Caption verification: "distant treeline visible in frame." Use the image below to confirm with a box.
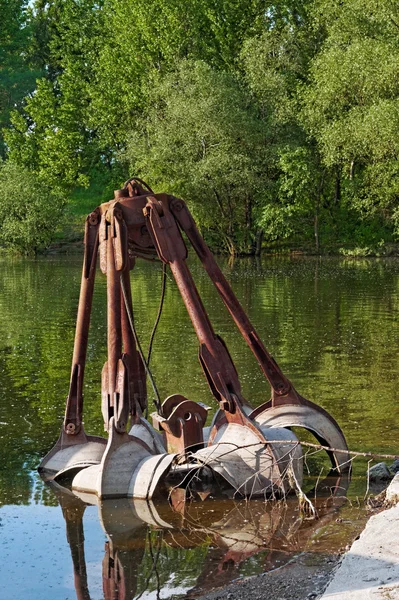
[1,0,399,255]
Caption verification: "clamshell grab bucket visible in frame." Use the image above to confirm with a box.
[39,179,350,500]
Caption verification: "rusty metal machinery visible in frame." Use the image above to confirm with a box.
[39,179,350,500]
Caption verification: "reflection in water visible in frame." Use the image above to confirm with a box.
[51,472,350,600]
[1,256,399,598]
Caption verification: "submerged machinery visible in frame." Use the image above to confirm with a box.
[39,179,350,500]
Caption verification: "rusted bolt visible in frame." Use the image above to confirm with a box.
[89,212,99,225]
[276,383,287,394]
[66,423,76,434]
[171,199,184,212]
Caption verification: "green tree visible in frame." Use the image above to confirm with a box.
[89,0,270,147]
[0,161,66,253]
[301,0,399,245]
[126,60,273,255]
[241,5,326,249]
[0,0,41,158]
[6,0,398,253]
[5,0,105,189]
[6,0,272,190]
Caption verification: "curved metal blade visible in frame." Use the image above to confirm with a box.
[253,403,351,473]
[38,427,107,482]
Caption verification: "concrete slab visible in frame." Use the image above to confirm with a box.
[386,474,399,506]
[320,502,399,599]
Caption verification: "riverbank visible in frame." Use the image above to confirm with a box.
[49,190,399,259]
[319,476,399,600]
[47,227,399,259]
[198,477,399,600]
[197,552,340,600]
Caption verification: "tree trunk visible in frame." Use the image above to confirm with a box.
[255,229,264,256]
[314,211,319,251]
[245,195,253,252]
[315,170,325,252]
[335,169,341,204]
[349,160,355,180]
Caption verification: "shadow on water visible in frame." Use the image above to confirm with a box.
[47,471,356,600]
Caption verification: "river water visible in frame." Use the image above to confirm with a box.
[0,255,398,599]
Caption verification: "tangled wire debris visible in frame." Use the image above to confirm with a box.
[167,439,398,519]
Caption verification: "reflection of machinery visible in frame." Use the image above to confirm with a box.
[39,179,349,499]
[52,472,350,600]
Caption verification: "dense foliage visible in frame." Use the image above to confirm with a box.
[1,0,399,254]
[0,161,66,253]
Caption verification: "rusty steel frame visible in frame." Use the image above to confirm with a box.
[39,179,350,484]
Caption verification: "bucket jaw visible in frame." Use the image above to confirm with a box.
[39,210,108,481]
[192,400,304,499]
[250,397,350,473]
[72,417,175,498]
[194,424,303,498]
[38,427,107,482]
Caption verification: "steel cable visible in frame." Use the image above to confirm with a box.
[147,262,167,367]
[120,273,163,415]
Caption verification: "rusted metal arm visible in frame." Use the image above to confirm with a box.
[100,204,147,432]
[169,197,295,404]
[101,206,128,433]
[64,209,100,436]
[144,196,244,413]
